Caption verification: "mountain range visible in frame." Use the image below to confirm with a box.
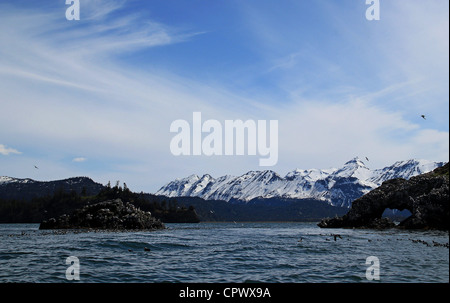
[156,157,446,208]
[0,158,445,222]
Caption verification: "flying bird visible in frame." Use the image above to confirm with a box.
[34,165,39,169]
[421,115,426,120]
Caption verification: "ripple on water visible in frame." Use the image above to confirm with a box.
[0,223,448,283]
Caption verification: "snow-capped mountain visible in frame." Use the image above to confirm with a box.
[156,158,446,208]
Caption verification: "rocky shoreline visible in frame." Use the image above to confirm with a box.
[318,163,449,230]
[39,199,165,230]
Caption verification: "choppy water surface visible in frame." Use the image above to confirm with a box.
[0,222,448,283]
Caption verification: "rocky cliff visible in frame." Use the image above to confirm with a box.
[39,199,165,230]
[318,163,449,230]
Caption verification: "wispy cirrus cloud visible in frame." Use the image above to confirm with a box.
[0,1,243,189]
[0,144,22,156]
[0,0,447,192]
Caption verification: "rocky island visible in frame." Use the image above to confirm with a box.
[39,198,165,230]
[318,163,449,230]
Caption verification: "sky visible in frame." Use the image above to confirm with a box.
[0,0,448,193]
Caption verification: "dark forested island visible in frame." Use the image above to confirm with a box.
[0,179,200,224]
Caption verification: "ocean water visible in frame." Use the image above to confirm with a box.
[0,222,448,283]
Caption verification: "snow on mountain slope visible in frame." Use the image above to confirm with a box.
[331,158,373,183]
[0,176,15,184]
[156,157,446,207]
[368,159,443,185]
[0,176,34,185]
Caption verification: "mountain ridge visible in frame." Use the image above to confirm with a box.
[156,158,446,208]
[0,176,105,201]
[0,177,200,224]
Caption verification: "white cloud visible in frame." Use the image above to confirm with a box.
[72,157,87,163]
[271,98,427,171]
[0,1,447,193]
[0,2,250,190]
[0,144,22,156]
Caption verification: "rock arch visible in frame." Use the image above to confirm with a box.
[318,163,449,230]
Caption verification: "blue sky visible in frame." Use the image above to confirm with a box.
[0,0,448,192]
